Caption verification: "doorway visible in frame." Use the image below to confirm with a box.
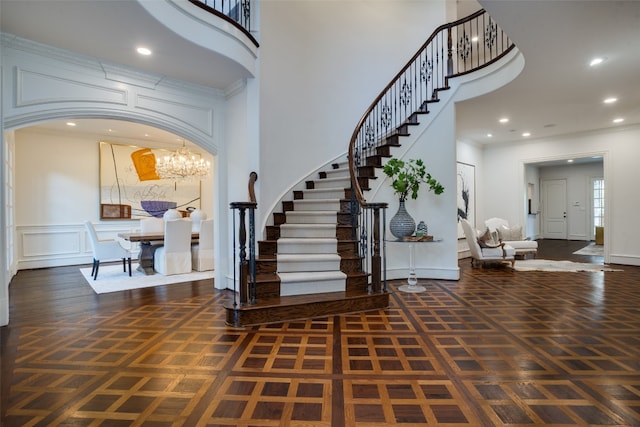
[534,157,605,245]
[541,178,567,239]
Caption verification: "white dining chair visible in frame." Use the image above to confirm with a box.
[84,220,132,280]
[154,219,192,275]
[140,217,164,233]
[192,218,214,271]
[189,208,207,232]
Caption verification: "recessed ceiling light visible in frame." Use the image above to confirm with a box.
[589,57,605,67]
[66,122,76,127]
[613,118,624,123]
[487,133,493,137]
[522,132,531,137]
[603,97,617,104]
[499,117,509,123]
[137,47,152,56]
[567,159,574,163]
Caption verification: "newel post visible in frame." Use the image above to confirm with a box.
[230,201,257,306]
[367,203,388,293]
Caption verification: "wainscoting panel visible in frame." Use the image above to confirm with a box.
[16,67,128,107]
[22,229,80,257]
[17,222,140,270]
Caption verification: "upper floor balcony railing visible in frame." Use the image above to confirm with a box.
[189,0,258,47]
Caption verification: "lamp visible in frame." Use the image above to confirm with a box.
[156,141,210,180]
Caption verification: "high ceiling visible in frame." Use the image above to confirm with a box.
[459,0,640,146]
[2,0,639,151]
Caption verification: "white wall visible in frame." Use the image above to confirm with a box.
[258,0,448,231]
[456,139,484,255]
[482,125,640,265]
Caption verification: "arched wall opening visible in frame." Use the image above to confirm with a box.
[2,113,227,327]
[6,113,218,258]
[1,29,242,326]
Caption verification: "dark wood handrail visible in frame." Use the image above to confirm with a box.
[188,0,259,48]
[348,9,514,206]
[248,171,258,203]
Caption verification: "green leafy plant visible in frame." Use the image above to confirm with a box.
[382,158,444,202]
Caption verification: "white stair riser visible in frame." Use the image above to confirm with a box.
[293,200,340,211]
[285,212,336,224]
[301,189,346,200]
[280,279,346,296]
[278,240,337,254]
[313,178,351,189]
[280,225,336,238]
[278,258,341,273]
[324,169,349,179]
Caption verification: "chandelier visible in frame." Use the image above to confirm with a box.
[156,141,210,180]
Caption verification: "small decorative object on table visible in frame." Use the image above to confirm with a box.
[416,221,428,237]
[402,234,434,242]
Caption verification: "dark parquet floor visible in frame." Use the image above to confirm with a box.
[2,240,640,426]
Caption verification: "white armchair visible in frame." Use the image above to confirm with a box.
[84,221,132,280]
[460,219,515,268]
[485,217,538,258]
[154,219,193,275]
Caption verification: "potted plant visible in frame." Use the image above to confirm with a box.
[382,158,444,238]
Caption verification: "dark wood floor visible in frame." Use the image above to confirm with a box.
[2,240,639,426]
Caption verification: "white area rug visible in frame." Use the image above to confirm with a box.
[80,264,214,294]
[513,259,621,272]
[573,243,604,256]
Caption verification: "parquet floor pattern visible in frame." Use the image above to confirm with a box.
[2,241,640,426]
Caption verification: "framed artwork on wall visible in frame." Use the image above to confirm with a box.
[457,161,475,238]
[99,141,201,219]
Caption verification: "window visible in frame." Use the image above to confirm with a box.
[593,178,604,228]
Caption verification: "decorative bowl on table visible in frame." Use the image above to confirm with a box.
[140,200,177,218]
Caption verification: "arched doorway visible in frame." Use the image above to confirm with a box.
[2,115,223,326]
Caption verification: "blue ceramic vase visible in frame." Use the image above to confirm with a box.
[389,200,416,238]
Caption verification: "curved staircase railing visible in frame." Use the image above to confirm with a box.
[189,0,259,47]
[348,9,514,205]
[348,9,515,293]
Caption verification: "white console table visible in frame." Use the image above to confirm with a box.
[387,238,442,293]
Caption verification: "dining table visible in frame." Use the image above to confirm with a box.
[118,231,199,275]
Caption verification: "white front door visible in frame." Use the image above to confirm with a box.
[542,179,567,239]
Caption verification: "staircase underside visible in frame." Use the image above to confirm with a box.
[224,289,390,327]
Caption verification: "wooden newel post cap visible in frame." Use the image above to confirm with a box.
[230,202,257,209]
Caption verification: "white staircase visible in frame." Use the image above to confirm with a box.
[276,163,351,296]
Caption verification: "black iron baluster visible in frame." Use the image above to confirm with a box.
[230,202,257,307]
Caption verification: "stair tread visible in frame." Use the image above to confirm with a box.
[281,223,336,228]
[294,198,341,203]
[277,253,341,260]
[278,237,337,243]
[286,210,338,215]
[278,271,346,282]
